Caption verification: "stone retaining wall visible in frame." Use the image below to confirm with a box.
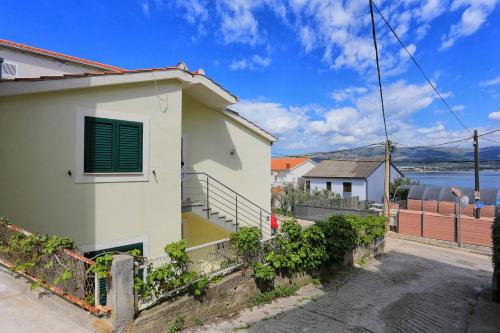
[131,238,385,332]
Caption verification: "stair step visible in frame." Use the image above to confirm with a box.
[210,212,219,216]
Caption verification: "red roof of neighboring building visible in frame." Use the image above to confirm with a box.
[0,39,125,72]
[272,157,310,171]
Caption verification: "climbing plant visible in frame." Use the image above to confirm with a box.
[139,240,209,299]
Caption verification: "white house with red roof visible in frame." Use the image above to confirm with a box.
[271,157,317,188]
[0,39,277,261]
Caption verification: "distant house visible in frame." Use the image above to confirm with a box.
[271,158,317,188]
[302,157,403,202]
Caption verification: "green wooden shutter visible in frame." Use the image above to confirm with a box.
[84,117,143,173]
[117,121,143,172]
[84,117,114,173]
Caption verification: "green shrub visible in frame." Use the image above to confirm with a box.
[168,317,184,333]
[141,240,209,299]
[251,285,299,306]
[264,219,327,274]
[316,214,386,264]
[253,262,276,283]
[230,226,262,264]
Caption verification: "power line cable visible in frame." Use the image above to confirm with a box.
[272,142,385,158]
[371,1,471,135]
[369,0,389,142]
[394,128,500,148]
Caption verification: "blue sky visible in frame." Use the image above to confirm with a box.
[1,0,499,153]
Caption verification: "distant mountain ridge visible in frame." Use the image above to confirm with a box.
[309,146,500,170]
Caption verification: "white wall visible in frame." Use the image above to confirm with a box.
[0,81,182,256]
[306,178,367,200]
[0,47,104,78]
[182,95,272,216]
[272,160,316,186]
[366,164,401,202]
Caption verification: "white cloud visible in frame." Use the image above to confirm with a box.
[231,81,462,151]
[299,26,315,53]
[216,0,263,45]
[141,1,150,17]
[230,54,272,70]
[175,0,209,25]
[452,104,465,111]
[440,0,499,50]
[489,111,500,120]
[329,86,368,102]
[480,76,500,87]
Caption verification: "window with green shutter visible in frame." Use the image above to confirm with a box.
[84,117,143,173]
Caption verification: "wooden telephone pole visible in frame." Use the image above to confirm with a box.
[384,140,393,228]
[473,129,481,218]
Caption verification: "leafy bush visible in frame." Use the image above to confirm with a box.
[316,214,386,264]
[252,262,276,283]
[251,285,299,306]
[230,226,262,264]
[140,240,209,299]
[168,317,184,333]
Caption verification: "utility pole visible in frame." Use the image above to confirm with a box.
[384,140,393,229]
[473,129,481,218]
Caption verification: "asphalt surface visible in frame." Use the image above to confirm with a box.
[194,237,498,333]
[249,238,494,333]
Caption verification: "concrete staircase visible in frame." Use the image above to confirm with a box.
[182,201,237,232]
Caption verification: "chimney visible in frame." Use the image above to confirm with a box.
[286,163,291,169]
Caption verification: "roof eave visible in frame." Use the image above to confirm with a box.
[0,69,237,108]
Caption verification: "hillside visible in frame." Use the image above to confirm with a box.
[309,146,500,171]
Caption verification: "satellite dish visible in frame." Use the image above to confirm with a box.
[460,196,469,209]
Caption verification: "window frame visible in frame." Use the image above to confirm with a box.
[75,109,150,183]
[326,181,332,191]
[84,116,143,173]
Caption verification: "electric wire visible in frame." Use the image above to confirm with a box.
[371,1,471,135]
[369,0,389,142]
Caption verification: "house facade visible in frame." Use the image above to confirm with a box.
[0,40,276,257]
[271,158,316,188]
[302,158,403,202]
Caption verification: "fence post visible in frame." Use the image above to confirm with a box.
[108,254,135,333]
[259,210,262,234]
[94,273,100,306]
[235,196,239,231]
[206,177,210,219]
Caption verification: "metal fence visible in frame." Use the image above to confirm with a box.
[136,236,276,310]
[0,222,109,315]
[294,204,374,221]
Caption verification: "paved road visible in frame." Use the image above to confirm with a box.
[195,237,498,333]
[0,267,93,333]
[249,238,494,333]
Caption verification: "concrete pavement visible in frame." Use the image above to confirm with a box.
[190,237,499,332]
[0,266,95,333]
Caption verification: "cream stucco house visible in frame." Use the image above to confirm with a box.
[0,40,277,257]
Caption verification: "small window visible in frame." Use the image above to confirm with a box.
[343,182,352,198]
[305,180,310,193]
[84,117,143,173]
[326,181,332,191]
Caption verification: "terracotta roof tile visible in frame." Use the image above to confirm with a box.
[272,158,310,171]
[0,39,124,72]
